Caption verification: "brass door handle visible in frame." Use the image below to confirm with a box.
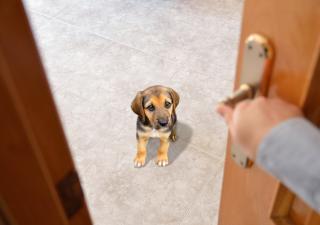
[222,34,274,168]
[221,83,255,108]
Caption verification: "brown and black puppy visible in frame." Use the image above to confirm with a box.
[131,85,179,168]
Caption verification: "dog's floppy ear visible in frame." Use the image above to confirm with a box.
[168,88,180,108]
[131,91,146,121]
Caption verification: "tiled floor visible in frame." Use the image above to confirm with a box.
[23,0,243,224]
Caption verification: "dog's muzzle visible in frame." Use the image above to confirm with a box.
[157,118,169,127]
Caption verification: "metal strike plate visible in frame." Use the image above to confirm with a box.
[231,34,273,168]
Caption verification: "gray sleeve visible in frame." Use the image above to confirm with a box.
[257,118,320,213]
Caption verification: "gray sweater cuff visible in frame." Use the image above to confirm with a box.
[257,118,320,213]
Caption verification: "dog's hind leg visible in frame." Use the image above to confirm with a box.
[169,124,177,142]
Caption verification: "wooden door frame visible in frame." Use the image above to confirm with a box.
[218,0,320,225]
[0,1,92,224]
[270,36,320,225]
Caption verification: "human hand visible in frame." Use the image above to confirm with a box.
[216,97,303,160]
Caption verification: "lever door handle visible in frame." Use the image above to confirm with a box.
[221,83,255,108]
[222,34,274,168]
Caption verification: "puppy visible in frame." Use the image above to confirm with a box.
[131,85,179,167]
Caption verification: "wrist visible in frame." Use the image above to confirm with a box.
[248,126,274,161]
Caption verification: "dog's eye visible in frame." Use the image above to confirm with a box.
[147,105,155,112]
[165,101,172,108]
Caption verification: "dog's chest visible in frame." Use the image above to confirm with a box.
[150,129,160,138]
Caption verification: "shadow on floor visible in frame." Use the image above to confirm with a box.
[145,121,193,166]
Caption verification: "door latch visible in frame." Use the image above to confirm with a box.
[221,34,274,168]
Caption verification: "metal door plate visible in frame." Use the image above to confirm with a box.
[231,34,273,168]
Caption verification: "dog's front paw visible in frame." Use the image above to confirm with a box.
[134,156,146,168]
[156,155,169,167]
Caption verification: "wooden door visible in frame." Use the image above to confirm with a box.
[218,0,320,225]
[0,1,93,224]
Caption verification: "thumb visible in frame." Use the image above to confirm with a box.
[216,103,233,126]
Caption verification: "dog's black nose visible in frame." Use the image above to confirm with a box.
[158,118,168,127]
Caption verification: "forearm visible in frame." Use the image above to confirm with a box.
[257,118,320,213]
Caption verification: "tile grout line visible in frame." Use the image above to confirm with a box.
[27,4,242,80]
[47,14,185,69]
[36,13,186,81]
[29,12,236,82]
[28,9,55,20]
[28,11,182,95]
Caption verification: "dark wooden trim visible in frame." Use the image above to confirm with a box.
[0,1,92,224]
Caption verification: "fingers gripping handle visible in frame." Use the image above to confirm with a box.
[221,34,274,168]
